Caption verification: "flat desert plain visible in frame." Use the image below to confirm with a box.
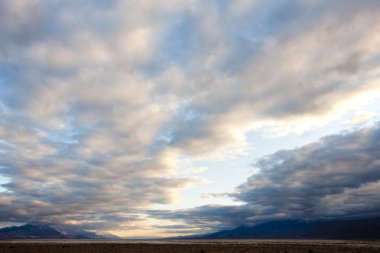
[0,240,379,253]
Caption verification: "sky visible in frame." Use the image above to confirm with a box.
[0,0,380,238]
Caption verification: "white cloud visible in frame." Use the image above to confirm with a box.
[350,111,376,125]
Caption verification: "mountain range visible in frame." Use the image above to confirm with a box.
[0,224,118,239]
[191,217,380,240]
[3,217,380,240]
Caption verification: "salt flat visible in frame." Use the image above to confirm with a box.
[0,240,379,253]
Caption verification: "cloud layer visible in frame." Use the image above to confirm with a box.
[151,123,380,232]
[0,0,380,234]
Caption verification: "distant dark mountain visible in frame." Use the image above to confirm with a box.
[203,220,322,239]
[195,217,380,240]
[0,224,118,239]
[0,224,68,239]
[301,218,380,240]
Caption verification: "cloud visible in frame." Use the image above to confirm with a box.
[350,111,376,125]
[236,122,380,219]
[157,0,380,156]
[151,123,380,232]
[149,204,258,232]
[0,0,195,232]
[1,0,380,234]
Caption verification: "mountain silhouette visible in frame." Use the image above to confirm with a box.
[0,223,116,239]
[192,217,380,240]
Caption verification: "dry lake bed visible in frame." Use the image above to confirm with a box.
[0,240,379,253]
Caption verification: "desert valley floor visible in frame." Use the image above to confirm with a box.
[0,240,379,253]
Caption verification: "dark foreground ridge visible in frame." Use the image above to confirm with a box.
[0,240,379,253]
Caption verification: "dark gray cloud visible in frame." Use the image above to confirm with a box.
[237,123,380,218]
[151,123,380,231]
[149,204,256,232]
